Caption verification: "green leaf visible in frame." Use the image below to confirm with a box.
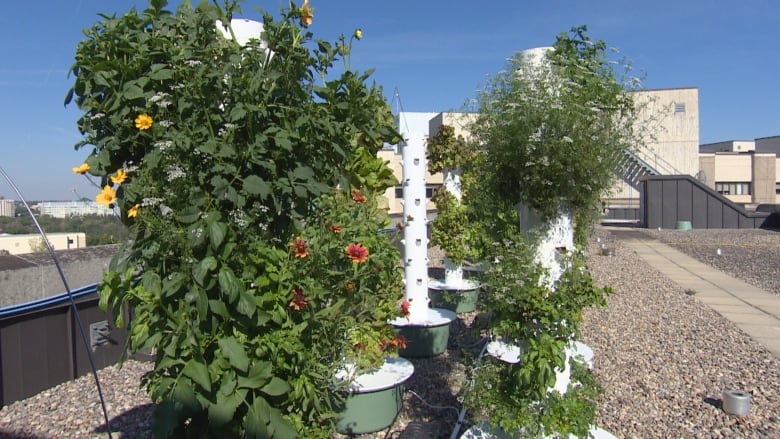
[260,377,290,397]
[173,378,202,412]
[149,65,173,80]
[237,289,257,318]
[208,299,231,318]
[243,175,271,199]
[209,388,248,426]
[152,401,180,438]
[291,165,314,181]
[274,131,292,151]
[208,218,228,249]
[218,336,250,372]
[237,361,273,389]
[268,406,298,439]
[122,82,145,100]
[218,266,241,303]
[245,397,272,439]
[176,206,201,224]
[193,256,217,286]
[181,359,211,392]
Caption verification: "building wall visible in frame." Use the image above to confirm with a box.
[753,153,777,204]
[0,233,86,255]
[698,154,716,189]
[609,87,700,204]
[698,152,779,205]
[0,199,13,218]
[39,201,114,218]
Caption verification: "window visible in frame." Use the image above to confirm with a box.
[394,184,442,199]
[715,182,751,196]
[673,102,686,113]
[775,183,780,195]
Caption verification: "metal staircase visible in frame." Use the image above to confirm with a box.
[617,146,683,189]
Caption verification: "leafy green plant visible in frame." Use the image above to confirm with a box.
[462,26,627,435]
[69,1,402,437]
[426,124,476,175]
[427,124,478,267]
[469,25,640,230]
[430,188,472,264]
[467,230,609,436]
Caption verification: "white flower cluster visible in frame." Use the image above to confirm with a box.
[150,92,171,108]
[166,164,186,180]
[155,140,173,151]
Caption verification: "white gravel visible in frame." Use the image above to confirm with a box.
[1,227,778,438]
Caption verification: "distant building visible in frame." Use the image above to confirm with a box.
[699,146,779,207]
[0,198,13,218]
[756,135,780,155]
[39,201,114,218]
[700,140,756,153]
[0,232,86,255]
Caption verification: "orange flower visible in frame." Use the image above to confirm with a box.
[289,286,307,310]
[398,299,411,321]
[110,168,127,184]
[95,185,116,207]
[290,236,309,258]
[329,224,342,233]
[72,163,90,174]
[134,113,153,130]
[345,243,368,263]
[345,280,355,292]
[300,0,313,27]
[351,189,367,203]
[127,203,140,218]
[391,335,408,350]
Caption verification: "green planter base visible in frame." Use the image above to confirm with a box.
[428,278,480,314]
[389,308,456,358]
[335,357,414,435]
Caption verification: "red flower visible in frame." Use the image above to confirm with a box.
[351,189,367,203]
[290,236,309,258]
[330,224,342,233]
[345,243,369,263]
[398,299,411,321]
[289,286,308,310]
[380,336,408,351]
[391,335,408,350]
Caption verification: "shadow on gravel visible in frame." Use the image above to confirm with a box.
[94,403,155,437]
[0,430,48,439]
[703,396,723,410]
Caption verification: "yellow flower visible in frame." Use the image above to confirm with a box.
[135,113,153,130]
[354,28,363,40]
[111,168,127,185]
[127,203,140,218]
[95,185,116,206]
[72,163,90,174]
[300,0,313,27]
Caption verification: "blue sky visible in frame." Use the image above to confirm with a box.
[1,0,778,201]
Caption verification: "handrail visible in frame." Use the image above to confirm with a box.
[631,144,683,176]
[0,283,99,318]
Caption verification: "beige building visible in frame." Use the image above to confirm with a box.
[699,149,780,207]
[382,88,703,216]
[608,87,701,207]
[0,233,86,255]
[0,198,14,218]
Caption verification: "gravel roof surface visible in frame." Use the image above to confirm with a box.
[1,227,778,438]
